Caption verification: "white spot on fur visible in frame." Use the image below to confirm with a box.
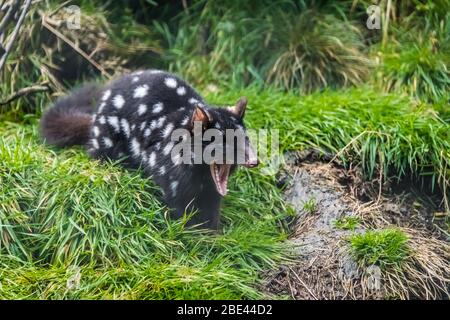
[149,70,163,74]
[214,122,221,129]
[170,181,178,196]
[188,97,199,104]
[91,138,99,149]
[157,116,166,128]
[155,142,161,150]
[113,95,125,109]
[140,121,147,131]
[107,116,120,132]
[178,107,185,112]
[164,77,177,88]
[98,102,106,113]
[130,138,141,157]
[93,126,100,137]
[181,116,190,126]
[103,137,113,148]
[144,128,152,137]
[159,165,166,175]
[133,84,149,98]
[137,104,147,115]
[176,86,186,96]
[152,102,164,114]
[132,76,139,83]
[172,153,182,166]
[101,90,111,101]
[148,152,156,167]
[163,141,174,156]
[150,120,157,130]
[99,115,106,124]
[162,123,174,139]
[120,118,130,137]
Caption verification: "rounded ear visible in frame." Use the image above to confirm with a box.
[190,105,212,130]
[227,96,247,119]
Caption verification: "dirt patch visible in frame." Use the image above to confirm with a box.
[264,150,450,299]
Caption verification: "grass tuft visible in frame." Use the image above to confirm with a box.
[301,198,317,214]
[267,9,371,93]
[349,228,410,269]
[334,217,361,231]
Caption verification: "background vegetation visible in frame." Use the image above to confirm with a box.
[0,0,448,299]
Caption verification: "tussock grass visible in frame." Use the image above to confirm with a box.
[377,39,449,102]
[0,120,291,299]
[0,1,162,119]
[383,228,450,299]
[267,9,371,92]
[349,228,410,269]
[352,201,450,299]
[156,1,371,91]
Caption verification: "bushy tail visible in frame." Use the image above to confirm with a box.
[40,83,100,148]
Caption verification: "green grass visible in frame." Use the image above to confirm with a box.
[302,198,317,214]
[267,8,370,93]
[0,120,292,299]
[155,0,371,91]
[349,228,410,269]
[334,217,361,231]
[378,40,449,102]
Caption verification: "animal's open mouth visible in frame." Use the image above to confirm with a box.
[210,162,231,196]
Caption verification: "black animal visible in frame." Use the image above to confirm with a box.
[40,70,258,229]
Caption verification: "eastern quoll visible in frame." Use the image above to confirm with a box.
[40,70,258,229]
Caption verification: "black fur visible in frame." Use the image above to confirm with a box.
[40,70,253,229]
[40,83,100,147]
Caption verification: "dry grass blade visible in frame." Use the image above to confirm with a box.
[0,82,49,106]
[0,0,32,72]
